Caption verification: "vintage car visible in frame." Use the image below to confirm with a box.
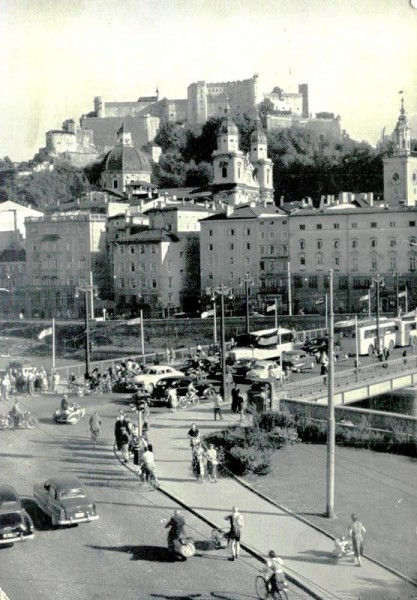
[150,375,216,404]
[281,350,316,372]
[0,484,34,545]
[128,365,185,392]
[301,337,329,355]
[33,477,99,527]
[246,360,283,382]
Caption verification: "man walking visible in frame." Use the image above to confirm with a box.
[213,391,223,421]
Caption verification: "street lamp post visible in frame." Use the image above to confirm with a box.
[207,284,233,400]
[395,272,399,318]
[326,269,335,518]
[75,273,97,378]
[372,274,384,354]
[287,261,292,316]
[242,274,254,335]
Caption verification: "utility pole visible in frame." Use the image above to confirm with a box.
[372,275,384,353]
[326,269,335,518]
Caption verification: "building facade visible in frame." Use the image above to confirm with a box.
[24,213,107,318]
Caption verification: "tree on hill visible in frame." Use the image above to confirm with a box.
[1,163,91,209]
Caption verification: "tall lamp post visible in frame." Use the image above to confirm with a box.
[242,273,254,334]
[372,274,385,354]
[207,284,233,399]
[75,275,97,378]
[326,270,335,518]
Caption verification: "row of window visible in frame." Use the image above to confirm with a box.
[298,220,416,230]
[207,229,288,240]
[299,238,403,250]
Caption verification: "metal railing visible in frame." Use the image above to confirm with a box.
[277,354,417,400]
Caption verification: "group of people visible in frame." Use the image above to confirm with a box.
[1,367,60,399]
[114,412,155,482]
[187,423,219,483]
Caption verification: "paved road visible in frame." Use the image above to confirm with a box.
[0,391,286,600]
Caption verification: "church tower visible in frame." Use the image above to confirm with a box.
[249,121,274,203]
[383,98,417,207]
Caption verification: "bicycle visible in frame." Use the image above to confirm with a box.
[211,527,229,549]
[178,392,200,409]
[137,467,159,491]
[255,573,289,600]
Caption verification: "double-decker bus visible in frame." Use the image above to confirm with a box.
[334,318,397,356]
[228,327,294,361]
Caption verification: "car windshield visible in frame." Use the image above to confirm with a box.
[59,488,86,500]
[0,512,22,528]
[142,368,158,375]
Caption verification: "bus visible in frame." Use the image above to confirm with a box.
[334,318,397,356]
[393,314,417,347]
[228,327,294,361]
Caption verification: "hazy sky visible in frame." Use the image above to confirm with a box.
[1,0,416,161]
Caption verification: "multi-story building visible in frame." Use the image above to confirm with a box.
[200,101,417,315]
[0,247,26,317]
[24,212,107,318]
[111,204,216,316]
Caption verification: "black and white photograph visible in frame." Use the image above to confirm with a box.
[0,1,416,599]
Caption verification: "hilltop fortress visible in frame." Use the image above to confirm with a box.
[40,74,342,166]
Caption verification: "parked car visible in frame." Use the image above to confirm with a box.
[301,337,329,355]
[230,358,255,381]
[33,477,99,527]
[281,350,315,372]
[246,360,283,382]
[150,375,215,404]
[0,485,34,546]
[112,379,143,394]
[128,365,185,393]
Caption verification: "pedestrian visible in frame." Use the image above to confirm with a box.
[114,416,124,451]
[224,506,244,560]
[238,394,246,424]
[187,423,200,459]
[403,349,407,365]
[231,383,240,413]
[349,514,366,567]
[193,442,205,483]
[1,373,11,401]
[213,391,223,421]
[27,369,35,395]
[120,427,130,463]
[205,443,218,482]
[167,385,178,412]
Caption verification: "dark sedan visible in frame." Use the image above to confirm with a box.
[0,485,34,545]
[301,337,329,355]
[33,477,99,527]
[150,375,215,404]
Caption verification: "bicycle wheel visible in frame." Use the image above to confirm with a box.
[211,528,223,549]
[277,590,289,600]
[26,417,38,429]
[255,575,269,600]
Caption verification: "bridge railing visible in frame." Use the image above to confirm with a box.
[279,354,417,400]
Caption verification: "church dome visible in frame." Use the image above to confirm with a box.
[105,145,151,174]
[251,128,267,144]
[219,117,239,137]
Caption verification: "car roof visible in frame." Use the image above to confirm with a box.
[0,485,20,505]
[252,360,276,367]
[44,477,85,490]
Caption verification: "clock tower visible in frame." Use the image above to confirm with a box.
[383,98,417,206]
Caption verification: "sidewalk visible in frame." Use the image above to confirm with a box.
[128,401,417,600]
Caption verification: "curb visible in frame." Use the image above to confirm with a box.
[229,462,417,590]
[112,442,327,600]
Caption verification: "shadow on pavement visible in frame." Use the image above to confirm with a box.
[86,543,176,562]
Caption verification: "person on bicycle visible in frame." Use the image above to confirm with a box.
[89,411,102,437]
[187,380,198,401]
[141,443,156,482]
[264,550,286,595]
